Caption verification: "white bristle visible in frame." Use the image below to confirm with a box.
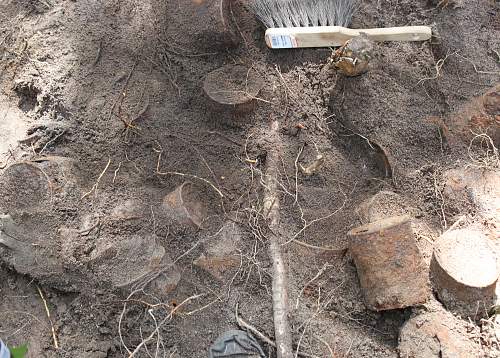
[250,0,358,28]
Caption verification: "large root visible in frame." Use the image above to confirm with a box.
[263,120,293,358]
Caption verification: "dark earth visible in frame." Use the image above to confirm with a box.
[0,0,499,357]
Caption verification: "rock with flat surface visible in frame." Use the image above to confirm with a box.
[431,229,499,318]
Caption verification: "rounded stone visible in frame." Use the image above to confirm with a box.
[431,229,499,317]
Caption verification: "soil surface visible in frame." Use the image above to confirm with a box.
[0,0,499,357]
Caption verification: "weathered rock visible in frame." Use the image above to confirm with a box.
[348,215,429,311]
[430,229,498,318]
[194,222,242,280]
[398,311,479,358]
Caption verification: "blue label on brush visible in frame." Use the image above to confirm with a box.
[268,35,296,49]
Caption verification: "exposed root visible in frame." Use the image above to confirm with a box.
[284,184,350,246]
[295,263,330,309]
[456,54,500,75]
[314,335,336,358]
[81,158,111,200]
[37,129,66,155]
[468,131,499,169]
[433,170,448,230]
[154,146,224,198]
[236,303,276,348]
[112,161,122,183]
[294,144,305,204]
[125,293,205,358]
[36,285,59,350]
[235,304,320,358]
[417,51,454,86]
[264,120,294,358]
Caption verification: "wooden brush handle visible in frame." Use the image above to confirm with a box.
[265,26,432,49]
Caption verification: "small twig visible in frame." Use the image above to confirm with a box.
[295,264,329,309]
[155,149,224,198]
[294,144,304,204]
[92,39,103,67]
[236,303,275,347]
[81,158,111,199]
[36,285,59,350]
[314,335,335,358]
[113,162,122,183]
[417,51,454,86]
[444,215,466,234]
[128,294,204,358]
[284,185,349,246]
[456,53,500,75]
[38,129,66,155]
[291,240,347,253]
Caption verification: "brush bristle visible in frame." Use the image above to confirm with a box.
[250,0,358,28]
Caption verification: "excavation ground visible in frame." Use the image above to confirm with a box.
[0,0,499,357]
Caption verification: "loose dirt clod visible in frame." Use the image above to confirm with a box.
[348,215,429,311]
[430,228,499,318]
[1,0,499,356]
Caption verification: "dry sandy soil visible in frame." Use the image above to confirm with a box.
[0,0,499,357]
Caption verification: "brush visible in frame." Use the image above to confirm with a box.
[249,0,432,49]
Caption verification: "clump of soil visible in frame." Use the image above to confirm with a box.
[0,0,498,357]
